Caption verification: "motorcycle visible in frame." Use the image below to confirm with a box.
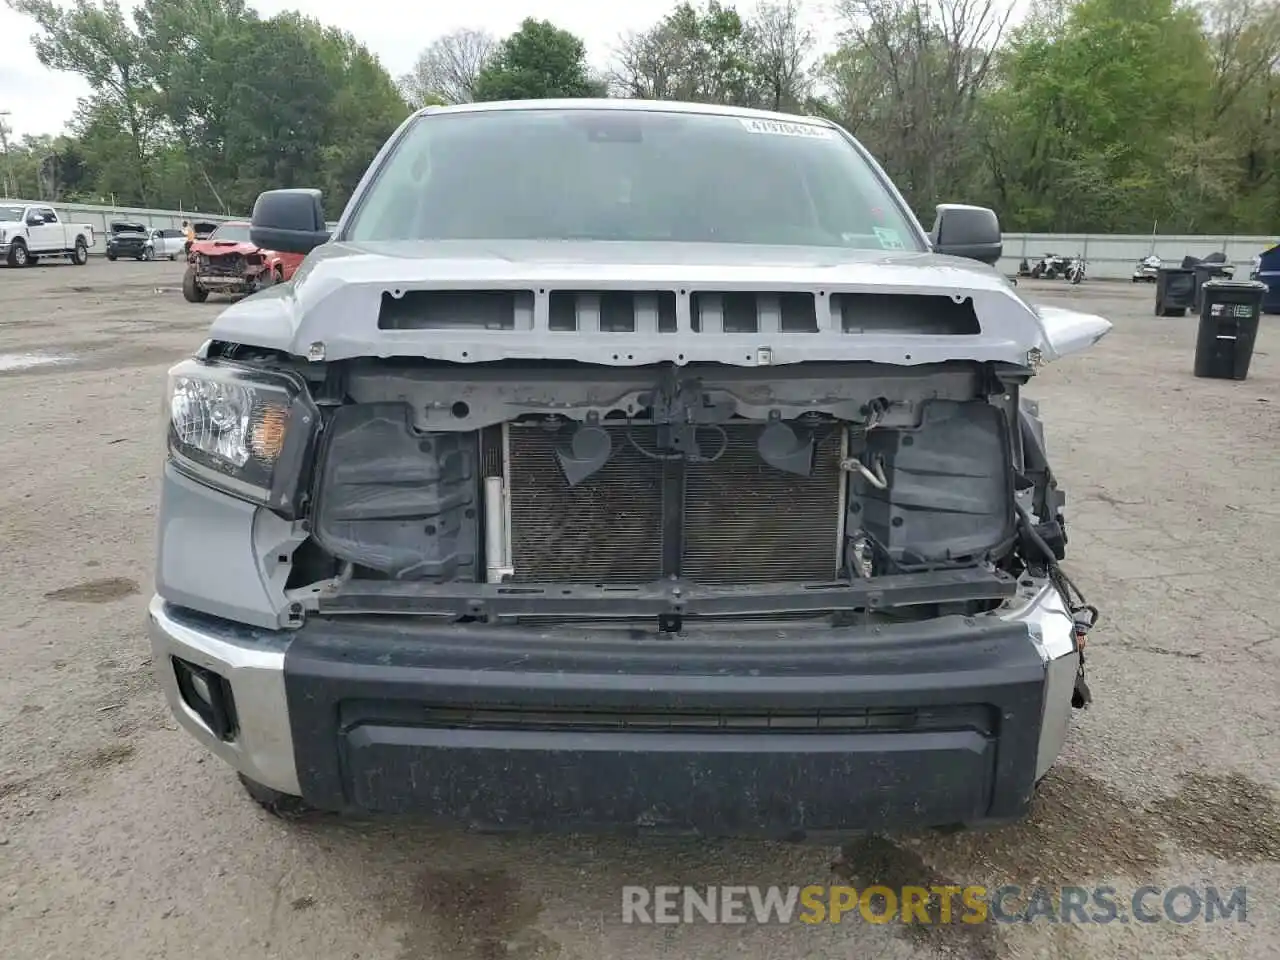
[1132,254,1161,283]
[1029,253,1069,280]
[1066,255,1086,285]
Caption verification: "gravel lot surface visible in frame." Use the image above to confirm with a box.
[1,258,1277,960]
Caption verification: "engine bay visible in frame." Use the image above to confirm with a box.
[225,353,1064,627]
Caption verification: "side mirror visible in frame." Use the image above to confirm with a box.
[250,188,330,255]
[929,203,1002,265]
[26,214,44,226]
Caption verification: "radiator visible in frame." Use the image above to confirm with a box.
[506,422,843,585]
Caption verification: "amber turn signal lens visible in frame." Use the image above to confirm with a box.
[250,406,289,461]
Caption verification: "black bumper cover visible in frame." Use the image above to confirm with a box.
[284,615,1047,836]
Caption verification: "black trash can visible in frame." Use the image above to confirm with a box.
[1192,262,1234,312]
[1156,266,1195,316]
[1193,279,1267,381]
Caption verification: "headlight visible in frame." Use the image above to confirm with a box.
[0,229,7,243]
[166,359,318,516]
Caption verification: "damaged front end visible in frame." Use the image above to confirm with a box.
[292,360,1035,623]
[153,280,1106,830]
[149,102,1115,833]
[206,284,1104,655]
[190,249,274,295]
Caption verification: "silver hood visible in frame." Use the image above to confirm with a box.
[208,239,1112,367]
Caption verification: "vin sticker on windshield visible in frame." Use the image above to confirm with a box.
[874,226,906,250]
[739,118,833,139]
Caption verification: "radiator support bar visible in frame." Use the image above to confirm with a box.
[316,567,1018,620]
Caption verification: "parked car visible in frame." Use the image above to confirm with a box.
[0,202,94,266]
[182,220,304,302]
[149,227,187,260]
[106,220,150,261]
[1132,254,1161,282]
[108,222,185,261]
[152,100,1110,834]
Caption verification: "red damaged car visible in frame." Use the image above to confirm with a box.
[182,220,304,302]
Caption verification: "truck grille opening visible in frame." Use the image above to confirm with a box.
[378,289,535,330]
[198,253,249,276]
[690,291,818,333]
[833,292,981,334]
[548,290,678,332]
[506,422,843,584]
[339,702,998,737]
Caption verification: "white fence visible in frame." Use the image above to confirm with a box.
[6,199,1276,272]
[999,233,1275,280]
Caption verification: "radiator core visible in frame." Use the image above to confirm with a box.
[505,422,843,584]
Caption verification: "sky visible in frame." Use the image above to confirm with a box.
[0,0,850,139]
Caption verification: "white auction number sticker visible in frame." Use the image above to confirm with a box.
[738,118,833,139]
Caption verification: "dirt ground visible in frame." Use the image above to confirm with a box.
[0,258,1277,960]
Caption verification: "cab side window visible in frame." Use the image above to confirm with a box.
[38,208,58,223]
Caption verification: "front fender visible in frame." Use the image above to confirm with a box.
[1034,305,1112,361]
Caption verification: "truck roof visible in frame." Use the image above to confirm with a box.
[413,98,841,129]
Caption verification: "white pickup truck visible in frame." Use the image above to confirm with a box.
[0,202,95,267]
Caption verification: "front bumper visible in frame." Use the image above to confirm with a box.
[195,274,258,288]
[149,585,1079,836]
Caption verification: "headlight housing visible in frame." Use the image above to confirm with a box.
[166,359,318,517]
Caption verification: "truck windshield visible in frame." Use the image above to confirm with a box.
[344,108,924,251]
[210,224,251,243]
[0,206,25,221]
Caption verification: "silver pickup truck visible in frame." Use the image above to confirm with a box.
[0,202,94,266]
[150,99,1110,836]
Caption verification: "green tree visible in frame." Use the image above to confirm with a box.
[471,18,605,101]
[819,0,1010,212]
[610,1,766,105]
[134,1,407,213]
[312,22,412,212]
[69,95,164,205]
[984,0,1214,232]
[402,28,496,106]
[1202,0,1280,232]
[8,0,157,201]
[10,0,408,214]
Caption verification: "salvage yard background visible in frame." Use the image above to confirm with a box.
[4,197,1273,281]
[0,258,1277,960]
